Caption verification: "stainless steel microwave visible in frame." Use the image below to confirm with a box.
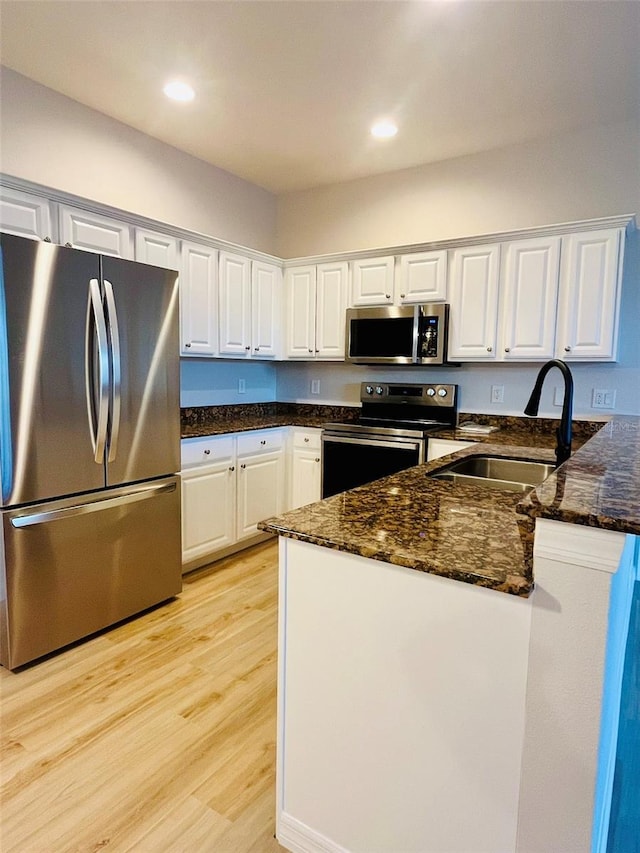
[345,303,450,365]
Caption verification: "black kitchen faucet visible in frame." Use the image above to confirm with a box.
[524,359,574,466]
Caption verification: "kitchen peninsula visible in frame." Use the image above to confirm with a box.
[260,416,640,853]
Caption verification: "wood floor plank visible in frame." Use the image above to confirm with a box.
[0,540,287,852]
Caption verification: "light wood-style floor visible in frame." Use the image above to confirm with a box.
[0,540,288,853]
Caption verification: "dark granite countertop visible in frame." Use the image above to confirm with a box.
[259,415,640,597]
[181,402,359,438]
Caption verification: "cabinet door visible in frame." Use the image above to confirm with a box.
[351,256,395,306]
[252,260,282,358]
[556,229,623,361]
[0,186,54,240]
[396,250,448,304]
[236,450,285,540]
[501,237,560,360]
[448,244,500,360]
[218,251,251,356]
[58,204,133,257]
[181,460,236,565]
[290,448,322,509]
[135,229,179,270]
[316,261,348,359]
[180,241,218,356]
[286,266,317,358]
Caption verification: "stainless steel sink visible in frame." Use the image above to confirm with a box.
[428,456,555,492]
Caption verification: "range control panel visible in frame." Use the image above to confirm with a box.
[360,382,457,408]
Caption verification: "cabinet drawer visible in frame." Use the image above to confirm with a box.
[181,435,235,468]
[237,429,285,456]
[291,428,322,450]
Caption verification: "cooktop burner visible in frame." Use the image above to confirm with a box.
[323,382,459,437]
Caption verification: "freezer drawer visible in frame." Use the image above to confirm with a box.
[0,476,181,670]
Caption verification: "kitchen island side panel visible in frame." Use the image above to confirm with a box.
[277,538,532,853]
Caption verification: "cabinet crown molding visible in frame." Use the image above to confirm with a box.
[2,172,635,270]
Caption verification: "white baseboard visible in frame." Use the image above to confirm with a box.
[278,812,351,853]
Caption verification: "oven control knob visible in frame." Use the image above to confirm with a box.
[437,388,448,397]
[365,385,374,395]
[375,385,384,395]
[426,387,436,397]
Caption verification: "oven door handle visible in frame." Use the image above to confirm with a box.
[322,435,422,451]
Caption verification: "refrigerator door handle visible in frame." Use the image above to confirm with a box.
[10,481,177,528]
[103,279,121,463]
[87,278,110,464]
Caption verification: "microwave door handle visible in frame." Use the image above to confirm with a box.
[411,307,420,362]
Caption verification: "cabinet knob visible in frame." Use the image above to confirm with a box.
[185,342,191,348]
[385,293,391,299]
[240,463,246,469]
[304,437,309,443]
[315,349,320,353]
[400,293,405,298]
[486,346,493,352]
[254,347,260,352]
[245,345,250,351]
[65,242,73,248]
[203,449,210,455]
[43,236,52,243]
[315,457,320,463]
[308,348,313,353]
[229,466,235,472]
[260,440,266,445]
[564,345,571,352]
[504,347,510,353]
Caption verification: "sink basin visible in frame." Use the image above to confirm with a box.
[428,456,555,493]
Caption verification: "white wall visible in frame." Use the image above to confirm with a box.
[276,121,640,258]
[0,68,278,253]
[180,359,277,407]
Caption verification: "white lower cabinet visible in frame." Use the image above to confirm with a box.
[289,428,322,509]
[180,428,285,570]
[427,438,476,461]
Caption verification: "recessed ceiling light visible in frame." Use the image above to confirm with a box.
[163,81,195,102]
[371,120,398,139]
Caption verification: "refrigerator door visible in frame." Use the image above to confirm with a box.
[0,475,181,669]
[101,256,180,487]
[0,234,106,507]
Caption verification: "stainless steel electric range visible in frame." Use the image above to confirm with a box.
[322,382,458,498]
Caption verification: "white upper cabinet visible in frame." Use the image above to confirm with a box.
[286,265,318,358]
[448,244,501,360]
[315,261,348,358]
[134,229,179,269]
[251,260,282,358]
[0,187,54,241]
[285,262,347,359]
[180,241,218,357]
[500,237,561,360]
[396,250,448,304]
[351,256,395,306]
[556,228,623,361]
[218,252,282,359]
[59,204,133,258]
[218,251,252,356]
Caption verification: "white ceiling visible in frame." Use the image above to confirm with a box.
[1,1,638,194]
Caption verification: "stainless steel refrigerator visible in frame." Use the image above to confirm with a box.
[0,233,182,670]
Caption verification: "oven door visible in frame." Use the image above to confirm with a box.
[321,433,424,498]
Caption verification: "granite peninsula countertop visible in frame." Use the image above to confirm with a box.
[180,402,359,438]
[259,415,640,597]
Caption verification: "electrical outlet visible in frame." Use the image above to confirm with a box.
[592,388,616,409]
[311,379,320,395]
[553,386,564,407]
[238,379,246,394]
[490,384,504,404]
